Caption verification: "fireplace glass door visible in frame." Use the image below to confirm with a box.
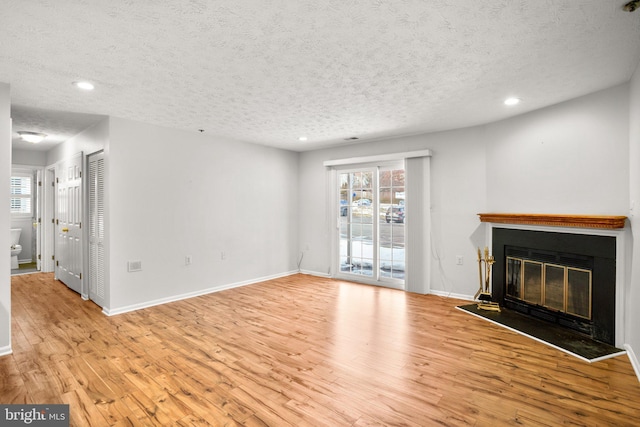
[544,264,565,311]
[506,256,592,320]
[523,260,543,304]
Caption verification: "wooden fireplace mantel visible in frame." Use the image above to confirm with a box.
[478,213,627,229]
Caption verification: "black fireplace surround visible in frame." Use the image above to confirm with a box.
[492,228,616,345]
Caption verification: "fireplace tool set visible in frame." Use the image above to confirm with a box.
[475,247,501,312]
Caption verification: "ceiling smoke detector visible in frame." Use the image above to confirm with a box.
[624,1,640,12]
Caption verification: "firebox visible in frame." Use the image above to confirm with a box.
[504,246,593,335]
[492,228,616,345]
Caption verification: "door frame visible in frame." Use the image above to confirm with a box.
[44,153,86,297]
[10,164,44,270]
[332,161,406,290]
[325,149,433,294]
[42,166,56,273]
[35,168,42,271]
[55,152,84,296]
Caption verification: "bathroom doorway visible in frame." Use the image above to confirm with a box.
[10,165,42,275]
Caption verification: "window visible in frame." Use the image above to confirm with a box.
[11,174,32,215]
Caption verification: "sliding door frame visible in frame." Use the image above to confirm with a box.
[333,163,404,289]
[325,149,432,294]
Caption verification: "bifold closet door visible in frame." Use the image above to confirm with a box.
[88,151,105,308]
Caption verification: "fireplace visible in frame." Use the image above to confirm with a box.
[506,247,592,317]
[479,214,627,346]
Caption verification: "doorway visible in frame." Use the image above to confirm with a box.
[337,163,405,288]
[10,166,41,275]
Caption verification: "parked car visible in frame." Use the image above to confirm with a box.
[355,198,371,206]
[385,206,405,223]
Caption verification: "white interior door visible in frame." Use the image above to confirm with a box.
[55,152,83,294]
[88,151,105,307]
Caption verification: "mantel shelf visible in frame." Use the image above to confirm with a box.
[478,213,627,229]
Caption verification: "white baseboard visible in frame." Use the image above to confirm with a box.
[103,270,299,316]
[299,269,332,278]
[0,345,12,357]
[624,344,640,383]
[429,289,475,301]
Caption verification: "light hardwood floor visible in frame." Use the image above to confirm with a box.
[2,273,639,426]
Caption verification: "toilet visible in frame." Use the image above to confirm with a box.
[11,228,22,270]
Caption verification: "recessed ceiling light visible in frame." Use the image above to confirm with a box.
[18,131,47,143]
[298,136,308,142]
[504,97,521,106]
[73,81,95,91]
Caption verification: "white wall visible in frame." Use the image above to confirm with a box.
[106,117,299,313]
[298,83,630,302]
[627,64,640,376]
[12,149,46,166]
[0,83,11,355]
[486,85,630,214]
[46,118,109,166]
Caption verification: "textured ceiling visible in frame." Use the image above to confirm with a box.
[2,0,640,152]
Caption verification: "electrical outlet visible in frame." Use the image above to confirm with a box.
[221,251,226,260]
[185,255,192,265]
[127,260,142,272]
[455,255,464,265]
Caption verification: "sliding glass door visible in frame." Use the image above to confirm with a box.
[379,167,405,280]
[338,163,405,287]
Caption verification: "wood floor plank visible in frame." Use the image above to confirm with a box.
[0,356,30,404]
[2,272,640,426]
[121,388,176,426]
[61,387,110,426]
